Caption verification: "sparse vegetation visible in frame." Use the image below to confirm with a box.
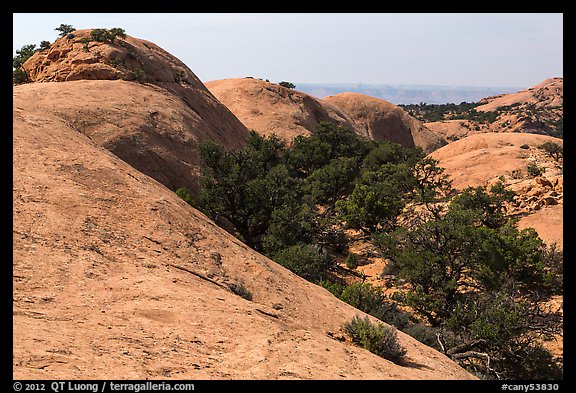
[279,81,295,89]
[13,44,37,69]
[39,40,51,51]
[339,283,388,320]
[399,102,498,123]
[510,168,524,179]
[80,38,91,52]
[319,279,346,297]
[175,187,193,204]
[271,244,332,283]
[13,44,37,84]
[344,315,407,363]
[527,161,544,177]
[131,67,146,82]
[344,253,358,270]
[90,28,126,43]
[13,68,29,84]
[375,183,562,379]
[400,98,562,139]
[538,141,563,162]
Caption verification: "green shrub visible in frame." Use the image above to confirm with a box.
[345,253,359,270]
[339,282,412,330]
[175,187,193,205]
[319,280,346,298]
[527,161,544,177]
[132,68,146,82]
[401,323,442,350]
[39,40,51,51]
[508,345,563,380]
[538,141,563,162]
[80,37,91,52]
[344,315,406,363]
[272,244,332,283]
[279,81,295,89]
[510,168,524,179]
[13,68,29,84]
[13,44,37,69]
[340,283,385,318]
[315,226,349,253]
[262,203,314,255]
[90,27,126,43]
[109,27,127,40]
[55,24,76,37]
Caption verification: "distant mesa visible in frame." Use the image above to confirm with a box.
[323,92,447,153]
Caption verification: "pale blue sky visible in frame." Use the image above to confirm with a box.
[13,13,563,88]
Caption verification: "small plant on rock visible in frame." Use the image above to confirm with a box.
[538,141,563,162]
[39,40,51,51]
[279,81,295,89]
[229,282,253,301]
[344,315,407,364]
[527,161,544,177]
[55,24,76,37]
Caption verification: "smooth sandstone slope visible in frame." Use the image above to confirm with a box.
[205,78,368,141]
[475,77,563,113]
[323,92,447,153]
[13,86,475,380]
[21,29,249,193]
[429,132,563,190]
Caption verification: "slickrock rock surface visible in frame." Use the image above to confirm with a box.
[13,88,476,380]
[425,78,563,140]
[205,78,364,141]
[323,92,447,153]
[13,30,476,380]
[22,30,249,193]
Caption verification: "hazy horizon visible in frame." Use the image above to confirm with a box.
[293,82,525,105]
[13,13,562,88]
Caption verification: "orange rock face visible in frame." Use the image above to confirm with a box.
[22,30,250,194]
[323,92,447,153]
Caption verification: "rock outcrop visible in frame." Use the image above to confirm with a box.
[22,29,250,193]
[425,78,563,140]
[323,92,447,153]
[205,78,365,141]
